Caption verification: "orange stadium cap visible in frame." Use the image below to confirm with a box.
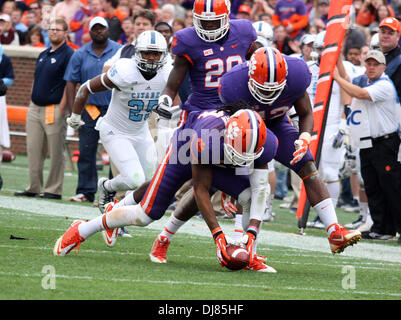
[238,4,251,15]
[379,17,401,32]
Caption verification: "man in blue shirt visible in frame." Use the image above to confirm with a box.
[64,16,121,203]
[14,18,74,199]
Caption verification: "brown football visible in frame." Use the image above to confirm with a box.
[2,150,15,162]
[224,245,250,271]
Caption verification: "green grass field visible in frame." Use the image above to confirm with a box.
[1,154,401,301]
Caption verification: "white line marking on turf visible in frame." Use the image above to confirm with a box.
[0,271,401,297]
[1,194,401,264]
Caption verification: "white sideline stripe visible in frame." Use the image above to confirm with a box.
[1,195,401,264]
[0,271,401,297]
[0,244,398,271]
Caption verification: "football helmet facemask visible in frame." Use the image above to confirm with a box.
[248,47,288,105]
[193,0,230,42]
[224,109,267,167]
[134,30,168,73]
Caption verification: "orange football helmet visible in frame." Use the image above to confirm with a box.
[224,109,267,167]
[248,47,288,104]
[192,0,230,42]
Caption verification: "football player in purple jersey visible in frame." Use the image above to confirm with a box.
[218,47,362,254]
[153,0,259,122]
[54,106,278,272]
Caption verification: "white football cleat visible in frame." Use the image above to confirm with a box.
[101,202,119,247]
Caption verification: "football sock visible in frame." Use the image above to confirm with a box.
[325,181,340,208]
[160,214,186,241]
[114,191,137,208]
[313,198,338,235]
[78,216,104,239]
[233,214,244,241]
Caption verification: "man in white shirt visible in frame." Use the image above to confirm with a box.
[333,50,401,241]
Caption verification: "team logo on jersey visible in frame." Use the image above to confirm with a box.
[203,49,214,56]
[226,121,240,140]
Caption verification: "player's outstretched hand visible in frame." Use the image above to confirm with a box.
[221,192,237,218]
[240,231,256,264]
[154,94,173,119]
[212,227,234,267]
[66,113,85,130]
[290,132,311,165]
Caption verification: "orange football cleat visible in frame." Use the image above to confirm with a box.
[328,223,362,254]
[53,220,85,256]
[246,257,277,273]
[149,235,170,263]
[101,201,120,247]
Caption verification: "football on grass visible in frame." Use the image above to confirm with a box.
[2,150,15,162]
[224,245,250,271]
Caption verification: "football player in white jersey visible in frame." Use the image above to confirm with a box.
[66,30,172,214]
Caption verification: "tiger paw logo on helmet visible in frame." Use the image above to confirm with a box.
[226,121,240,140]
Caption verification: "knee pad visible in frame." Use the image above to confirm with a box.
[126,171,146,190]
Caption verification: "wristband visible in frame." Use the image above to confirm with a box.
[299,132,311,144]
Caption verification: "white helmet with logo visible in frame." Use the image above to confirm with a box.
[134,30,167,73]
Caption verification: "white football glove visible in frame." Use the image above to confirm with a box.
[290,132,311,165]
[154,94,173,120]
[66,112,85,130]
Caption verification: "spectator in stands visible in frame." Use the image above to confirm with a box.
[272,0,308,39]
[161,3,175,26]
[251,0,275,21]
[164,0,186,19]
[104,0,128,42]
[51,0,81,25]
[346,44,362,66]
[334,50,401,242]
[11,8,27,44]
[273,24,298,55]
[69,0,105,47]
[308,0,329,33]
[118,16,134,44]
[155,20,172,44]
[184,9,193,26]
[356,0,394,27]
[379,17,401,101]
[137,0,153,10]
[375,4,393,24]
[14,18,73,200]
[0,13,18,45]
[0,43,14,191]
[64,17,121,203]
[172,17,185,34]
[1,0,15,16]
[236,4,252,20]
[27,25,45,47]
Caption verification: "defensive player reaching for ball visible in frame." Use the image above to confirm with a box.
[148,48,362,264]
[54,107,278,272]
[66,31,171,214]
